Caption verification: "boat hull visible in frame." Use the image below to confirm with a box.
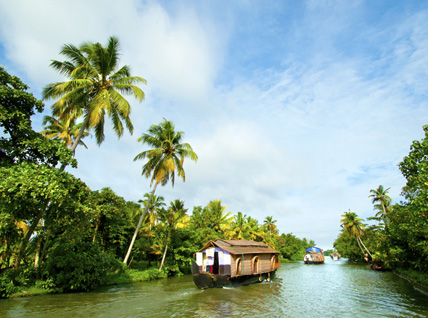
[191,260,276,289]
[304,260,324,264]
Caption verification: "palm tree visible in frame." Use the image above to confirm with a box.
[246,216,264,241]
[123,119,198,265]
[340,210,372,259]
[42,36,146,159]
[158,199,187,271]
[369,185,392,219]
[264,216,278,236]
[40,115,89,150]
[231,212,248,239]
[206,200,234,236]
[138,193,165,229]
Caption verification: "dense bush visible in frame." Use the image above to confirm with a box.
[128,267,167,281]
[46,241,108,292]
[0,275,16,299]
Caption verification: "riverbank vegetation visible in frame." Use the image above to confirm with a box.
[334,125,428,288]
[0,52,315,299]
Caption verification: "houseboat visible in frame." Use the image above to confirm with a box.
[303,247,325,264]
[330,252,341,261]
[191,239,280,289]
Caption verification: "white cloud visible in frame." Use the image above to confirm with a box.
[1,0,428,249]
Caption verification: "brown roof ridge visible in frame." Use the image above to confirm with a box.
[198,239,280,255]
[215,239,268,247]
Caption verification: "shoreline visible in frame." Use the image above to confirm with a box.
[393,271,428,296]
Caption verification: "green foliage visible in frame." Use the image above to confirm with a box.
[334,229,365,262]
[0,275,16,299]
[46,241,108,292]
[0,66,75,168]
[43,36,146,149]
[134,118,198,187]
[128,267,166,281]
[276,233,314,261]
[190,202,234,243]
[389,125,428,272]
[88,188,133,256]
[396,268,428,288]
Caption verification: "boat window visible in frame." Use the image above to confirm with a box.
[252,256,260,274]
[235,258,242,275]
[271,255,276,270]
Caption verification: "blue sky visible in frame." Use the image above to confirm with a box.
[1,0,428,248]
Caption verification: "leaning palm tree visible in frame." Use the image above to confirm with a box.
[40,115,89,150]
[158,199,187,271]
[42,36,146,160]
[123,119,198,265]
[340,210,372,259]
[369,185,392,219]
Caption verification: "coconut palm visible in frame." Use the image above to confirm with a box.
[369,185,392,219]
[138,193,165,229]
[264,216,278,236]
[42,36,146,158]
[340,210,372,258]
[231,212,248,239]
[158,199,187,271]
[246,216,265,241]
[40,115,89,150]
[123,119,198,265]
[206,200,234,236]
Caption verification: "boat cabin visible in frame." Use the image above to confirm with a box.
[194,239,280,278]
[304,247,325,264]
[330,252,341,261]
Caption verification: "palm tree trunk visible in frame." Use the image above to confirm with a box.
[358,237,372,258]
[14,205,47,269]
[34,238,41,268]
[356,237,366,256]
[60,115,90,171]
[123,182,159,265]
[159,243,168,272]
[159,224,172,272]
[92,221,99,242]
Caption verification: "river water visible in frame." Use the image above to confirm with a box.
[2,258,428,318]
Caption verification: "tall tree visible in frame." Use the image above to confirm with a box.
[264,216,278,236]
[231,212,248,239]
[206,200,234,236]
[246,216,264,241]
[369,185,392,219]
[123,119,198,264]
[1,67,76,269]
[42,36,146,160]
[340,210,372,258]
[158,199,187,271]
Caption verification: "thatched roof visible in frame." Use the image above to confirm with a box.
[199,239,280,255]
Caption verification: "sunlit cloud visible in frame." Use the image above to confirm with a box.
[1,0,427,248]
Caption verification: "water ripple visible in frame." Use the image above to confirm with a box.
[2,260,428,317]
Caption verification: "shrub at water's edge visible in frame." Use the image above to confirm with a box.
[394,269,428,294]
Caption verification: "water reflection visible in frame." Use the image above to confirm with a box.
[2,259,428,318]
